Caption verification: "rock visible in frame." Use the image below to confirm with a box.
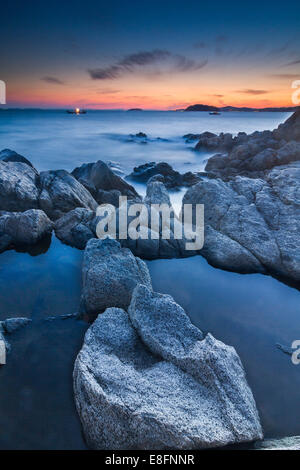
[254,436,300,450]
[144,180,171,205]
[0,149,35,168]
[54,208,95,249]
[2,317,32,334]
[0,161,40,212]
[39,169,98,220]
[127,162,200,189]
[0,209,53,249]
[74,285,262,450]
[79,238,152,319]
[183,166,300,284]
[195,132,234,152]
[204,111,300,177]
[72,160,139,203]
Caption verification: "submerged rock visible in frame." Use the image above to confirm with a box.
[74,284,262,450]
[79,238,152,319]
[2,317,32,334]
[0,209,53,250]
[72,160,139,203]
[254,436,300,450]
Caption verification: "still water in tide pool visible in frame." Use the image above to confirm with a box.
[0,236,299,448]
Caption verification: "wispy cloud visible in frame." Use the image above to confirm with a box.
[235,89,269,95]
[41,76,64,85]
[88,49,207,80]
[283,58,300,67]
[268,73,300,79]
[96,88,121,94]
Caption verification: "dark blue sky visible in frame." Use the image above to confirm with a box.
[1,0,300,108]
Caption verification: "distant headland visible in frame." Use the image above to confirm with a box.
[184,104,300,112]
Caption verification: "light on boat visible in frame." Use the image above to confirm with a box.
[75,108,80,114]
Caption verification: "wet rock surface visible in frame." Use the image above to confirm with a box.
[79,238,152,320]
[183,162,300,285]
[74,284,262,450]
[72,160,139,203]
[201,110,300,177]
[127,161,200,189]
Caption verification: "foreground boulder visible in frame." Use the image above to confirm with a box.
[0,209,53,251]
[183,163,300,285]
[79,239,152,320]
[0,160,40,212]
[74,285,262,450]
[39,170,98,220]
[72,160,139,203]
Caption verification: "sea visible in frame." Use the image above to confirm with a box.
[0,109,299,449]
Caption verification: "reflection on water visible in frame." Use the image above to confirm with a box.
[0,237,87,450]
[148,256,300,439]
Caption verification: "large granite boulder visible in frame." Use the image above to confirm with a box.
[0,209,53,251]
[74,285,262,450]
[39,170,98,220]
[183,163,300,284]
[72,160,139,203]
[79,238,152,319]
[0,160,40,212]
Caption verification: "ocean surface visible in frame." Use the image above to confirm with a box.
[0,110,299,449]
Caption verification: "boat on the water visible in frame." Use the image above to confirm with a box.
[209,111,221,115]
[66,108,87,115]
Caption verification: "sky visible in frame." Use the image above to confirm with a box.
[1,0,300,109]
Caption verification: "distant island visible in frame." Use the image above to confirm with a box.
[127,108,143,112]
[184,104,300,112]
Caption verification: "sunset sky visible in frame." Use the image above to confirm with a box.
[1,0,300,109]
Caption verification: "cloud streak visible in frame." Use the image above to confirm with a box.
[88,49,207,80]
[41,76,64,85]
[235,89,269,95]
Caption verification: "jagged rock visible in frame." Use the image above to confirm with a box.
[254,436,300,450]
[144,180,171,205]
[74,285,262,450]
[127,162,200,189]
[183,165,300,284]
[0,149,35,168]
[79,238,152,319]
[39,170,98,220]
[0,161,40,212]
[54,208,95,249]
[204,111,300,176]
[72,160,138,203]
[0,209,53,250]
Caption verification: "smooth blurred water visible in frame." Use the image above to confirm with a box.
[0,110,292,174]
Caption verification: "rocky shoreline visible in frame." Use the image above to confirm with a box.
[0,110,300,449]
